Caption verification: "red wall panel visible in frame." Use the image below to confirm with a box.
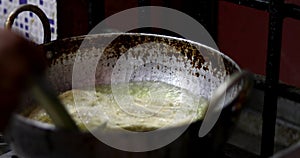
[218,1,269,75]
[280,18,300,87]
[218,1,300,87]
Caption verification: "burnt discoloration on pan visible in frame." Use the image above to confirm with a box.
[41,33,239,99]
[43,33,238,75]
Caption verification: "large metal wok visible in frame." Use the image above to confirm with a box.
[4,5,251,158]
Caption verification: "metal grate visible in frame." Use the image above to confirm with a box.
[222,0,300,20]
[221,0,300,157]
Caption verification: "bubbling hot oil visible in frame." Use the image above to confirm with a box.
[28,81,208,131]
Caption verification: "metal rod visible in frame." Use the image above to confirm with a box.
[285,4,300,20]
[261,0,284,157]
[222,0,300,20]
[221,0,269,11]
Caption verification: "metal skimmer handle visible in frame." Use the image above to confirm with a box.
[199,70,253,137]
[5,4,51,44]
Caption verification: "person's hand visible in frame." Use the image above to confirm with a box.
[0,29,46,131]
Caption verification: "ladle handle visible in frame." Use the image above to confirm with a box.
[211,70,253,112]
[30,77,79,131]
[5,4,51,44]
[198,70,253,137]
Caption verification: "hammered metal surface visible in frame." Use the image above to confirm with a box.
[43,33,240,100]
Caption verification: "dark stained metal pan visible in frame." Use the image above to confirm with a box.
[4,4,252,158]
